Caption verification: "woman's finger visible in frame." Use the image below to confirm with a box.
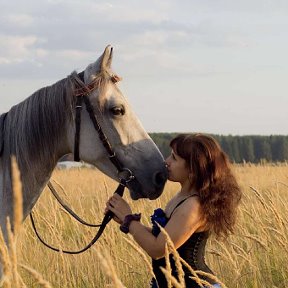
[114,194,122,200]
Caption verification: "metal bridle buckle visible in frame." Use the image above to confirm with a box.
[117,168,135,183]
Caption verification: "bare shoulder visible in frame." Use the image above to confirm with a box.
[173,196,202,219]
[164,196,205,247]
[181,194,201,209]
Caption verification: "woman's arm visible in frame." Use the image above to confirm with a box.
[107,194,204,259]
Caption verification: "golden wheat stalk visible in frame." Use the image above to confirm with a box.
[164,243,172,288]
[123,236,155,278]
[157,224,223,288]
[0,156,53,288]
[159,267,185,288]
[93,246,126,288]
[249,186,269,212]
[195,270,228,288]
[6,218,20,288]
[19,264,52,288]
[158,225,185,287]
[0,275,11,288]
[267,200,285,229]
[0,228,12,288]
[244,234,268,250]
[179,257,206,287]
[11,156,23,235]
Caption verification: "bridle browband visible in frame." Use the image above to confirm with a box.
[29,71,136,254]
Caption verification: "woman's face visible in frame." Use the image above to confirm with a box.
[165,149,190,184]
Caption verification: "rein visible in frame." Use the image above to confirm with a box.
[30,179,128,254]
[29,71,135,254]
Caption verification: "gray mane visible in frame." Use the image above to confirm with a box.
[0,113,7,157]
[1,72,84,172]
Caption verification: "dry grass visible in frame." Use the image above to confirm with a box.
[0,163,288,287]
[0,157,49,288]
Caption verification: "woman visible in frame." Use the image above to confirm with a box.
[106,133,241,287]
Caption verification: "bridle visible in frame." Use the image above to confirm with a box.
[30,71,136,254]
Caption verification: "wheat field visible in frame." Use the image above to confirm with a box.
[1,163,288,287]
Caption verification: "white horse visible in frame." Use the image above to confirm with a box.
[0,45,167,244]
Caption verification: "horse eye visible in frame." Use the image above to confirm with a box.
[110,106,125,116]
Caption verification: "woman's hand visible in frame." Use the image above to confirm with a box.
[105,194,132,224]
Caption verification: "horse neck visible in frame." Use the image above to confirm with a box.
[1,78,73,220]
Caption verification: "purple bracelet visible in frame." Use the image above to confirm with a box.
[120,213,141,234]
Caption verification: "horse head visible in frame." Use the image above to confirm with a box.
[67,46,167,200]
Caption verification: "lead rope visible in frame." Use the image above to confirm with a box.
[74,96,83,162]
[30,178,127,254]
[47,180,102,227]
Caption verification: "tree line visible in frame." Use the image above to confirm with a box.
[149,133,288,163]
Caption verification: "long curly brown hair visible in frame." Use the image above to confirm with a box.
[170,133,241,238]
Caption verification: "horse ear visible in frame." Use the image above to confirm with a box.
[100,45,113,72]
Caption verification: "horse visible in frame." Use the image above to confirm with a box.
[0,45,167,247]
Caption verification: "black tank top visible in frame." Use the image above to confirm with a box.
[150,196,217,288]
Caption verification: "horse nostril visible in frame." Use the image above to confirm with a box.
[153,171,167,188]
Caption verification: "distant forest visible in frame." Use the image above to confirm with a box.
[149,133,288,163]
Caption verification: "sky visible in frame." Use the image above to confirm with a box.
[0,0,287,135]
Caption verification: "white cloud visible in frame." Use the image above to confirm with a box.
[3,13,34,27]
[0,0,288,134]
[105,5,168,23]
[35,49,49,58]
[0,35,39,61]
